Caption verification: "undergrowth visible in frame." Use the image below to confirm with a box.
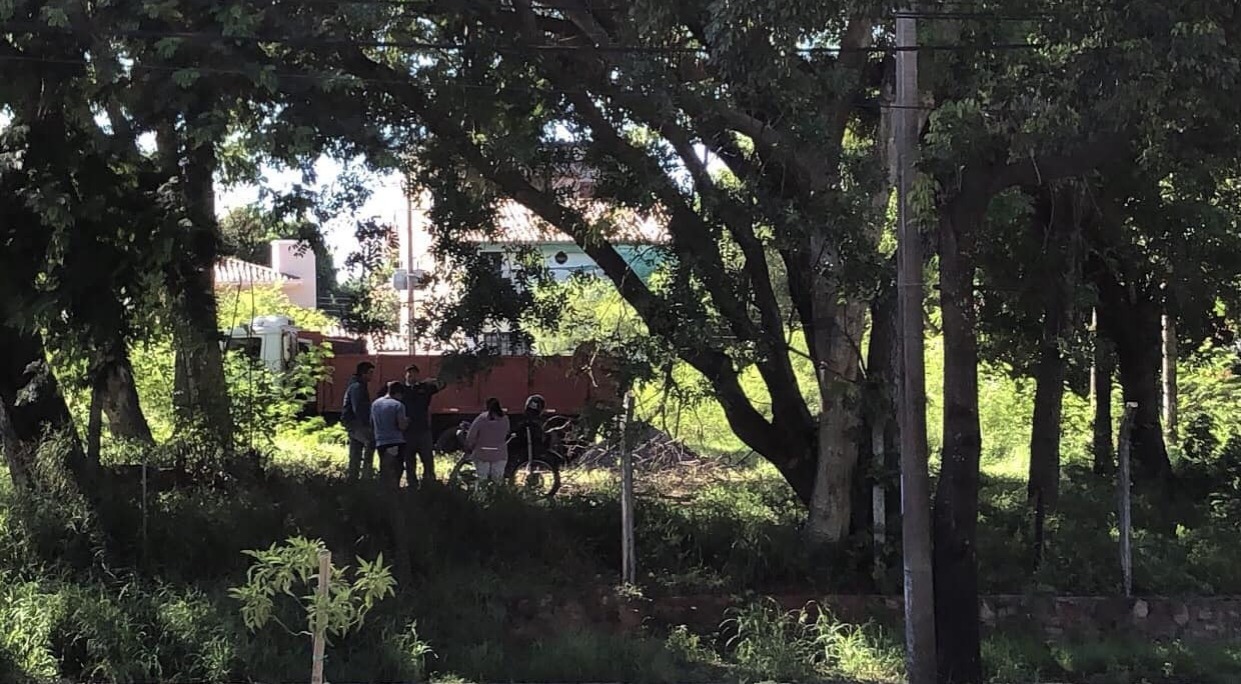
[3,429,1241,682]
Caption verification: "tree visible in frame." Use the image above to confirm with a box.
[219,204,341,306]
[975,186,1091,558]
[0,22,175,483]
[338,218,402,340]
[918,1,1241,680]
[298,0,897,545]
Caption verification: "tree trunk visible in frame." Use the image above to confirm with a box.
[1091,314,1115,475]
[0,327,85,488]
[806,295,866,546]
[1116,339,1169,481]
[1096,282,1171,483]
[1162,313,1178,444]
[1027,190,1079,560]
[100,350,154,444]
[933,199,984,684]
[87,373,105,465]
[1028,333,1066,564]
[858,275,901,590]
[163,127,233,448]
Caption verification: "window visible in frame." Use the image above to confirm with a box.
[228,337,263,362]
[553,250,569,265]
[480,252,504,277]
[480,332,532,356]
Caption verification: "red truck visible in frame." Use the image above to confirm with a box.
[316,351,619,442]
[225,316,620,444]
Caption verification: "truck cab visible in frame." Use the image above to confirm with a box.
[222,315,303,372]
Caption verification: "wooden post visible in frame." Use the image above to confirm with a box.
[620,392,636,585]
[895,6,937,684]
[1162,314,1178,442]
[1118,402,1136,598]
[311,549,331,684]
[141,456,149,564]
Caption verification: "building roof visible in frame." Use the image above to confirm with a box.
[214,257,301,284]
[464,199,669,246]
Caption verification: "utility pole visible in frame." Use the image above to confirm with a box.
[1118,402,1137,598]
[405,176,416,354]
[619,392,637,585]
[895,7,937,684]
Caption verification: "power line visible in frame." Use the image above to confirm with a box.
[2,22,1057,55]
[0,53,967,112]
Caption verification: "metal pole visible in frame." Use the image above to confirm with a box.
[1118,402,1136,598]
[896,7,937,684]
[311,549,331,684]
[620,392,637,585]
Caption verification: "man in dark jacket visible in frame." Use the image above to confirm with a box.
[400,364,444,487]
[342,361,376,479]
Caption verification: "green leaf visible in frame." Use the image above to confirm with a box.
[156,37,182,59]
[41,6,69,27]
[172,69,201,89]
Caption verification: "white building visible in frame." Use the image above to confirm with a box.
[391,187,667,354]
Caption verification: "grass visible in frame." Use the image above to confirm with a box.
[984,634,1241,684]
[4,420,1241,682]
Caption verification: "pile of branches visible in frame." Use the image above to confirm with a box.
[573,423,702,472]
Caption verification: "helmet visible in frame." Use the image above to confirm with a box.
[524,394,546,414]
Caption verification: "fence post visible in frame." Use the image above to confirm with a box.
[620,391,637,585]
[1118,402,1137,598]
[141,457,149,566]
[311,549,331,684]
[871,420,887,588]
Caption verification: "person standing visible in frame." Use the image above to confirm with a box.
[372,381,410,487]
[400,364,445,487]
[466,398,511,488]
[342,361,376,479]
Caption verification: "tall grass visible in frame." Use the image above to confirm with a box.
[721,599,904,683]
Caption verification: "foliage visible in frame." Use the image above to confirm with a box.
[224,342,332,451]
[1178,342,1241,449]
[338,218,401,338]
[229,537,396,646]
[219,204,341,304]
[217,283,336,334]
[722,599,904,683]
[3,430,1241,681]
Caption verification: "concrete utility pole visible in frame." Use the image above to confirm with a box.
[405,176,416,354]
[895,7,937,684]
[619,392,637,585]
[1118,402,1137,598]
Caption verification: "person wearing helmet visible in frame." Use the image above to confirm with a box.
[509,394,548,468]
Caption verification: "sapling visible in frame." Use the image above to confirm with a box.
[229,536,396,682]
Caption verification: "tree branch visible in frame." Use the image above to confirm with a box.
[990,135,1129,194]
[336,47,798,460]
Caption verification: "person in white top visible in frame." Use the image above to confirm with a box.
[465,398,511,486]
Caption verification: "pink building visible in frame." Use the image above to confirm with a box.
[213,239,318,310]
